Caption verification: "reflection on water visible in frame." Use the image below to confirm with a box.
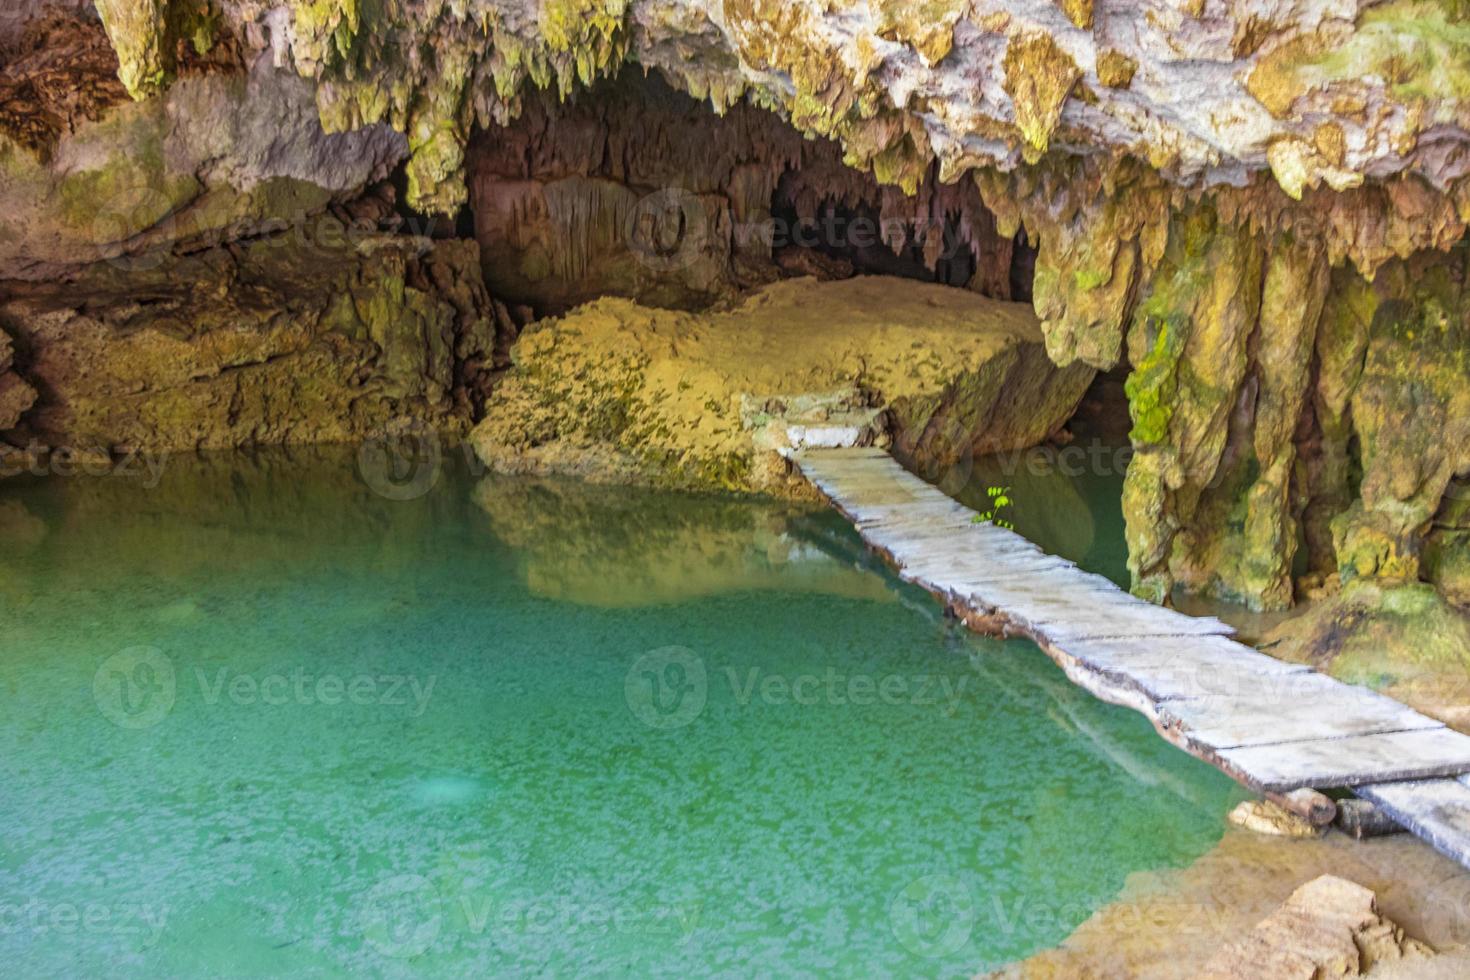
[0,448,1242,976]
[957,442,1130,587]
[474,476,895,607]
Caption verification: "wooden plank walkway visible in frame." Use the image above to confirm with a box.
[792,447,1470,868]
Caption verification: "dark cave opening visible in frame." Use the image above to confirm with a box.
[767,196,974,287]
[461,66,1040,317]
[767,175,1038,301]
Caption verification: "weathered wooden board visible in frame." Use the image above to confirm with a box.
[1356,779,1470,867]
[1215,728,1470,791]
[1160,678,1445,751]
[1064,635,1313,702]
[791,446,1470,860]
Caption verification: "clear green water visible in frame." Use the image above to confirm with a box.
[0,448,1242,977]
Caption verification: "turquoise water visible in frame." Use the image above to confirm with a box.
[0,448,1241,976]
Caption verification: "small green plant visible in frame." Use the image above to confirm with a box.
[971,486,1015,529]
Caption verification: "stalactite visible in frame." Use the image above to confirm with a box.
[1121,203,1265,605]
[468,71,1023,312]
[1234,235,1329,609]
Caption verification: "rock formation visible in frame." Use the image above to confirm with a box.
[467,68,1026,314]
[1201,875,1433,978]
[470,276,1093,494]
[0,209,521,463]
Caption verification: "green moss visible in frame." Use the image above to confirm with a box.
[55,114,201,232]
[95,0,173,99]
[1251,0,1470,117]
[289,0,362,66]
[1124,315,1186,445]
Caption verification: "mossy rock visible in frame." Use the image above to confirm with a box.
[1265,581,1470,730]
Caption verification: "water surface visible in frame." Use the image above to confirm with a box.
[0,448,1242,976]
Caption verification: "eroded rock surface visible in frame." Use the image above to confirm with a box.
[0,12,407,281]
[0,217,519,462]
[1265,581,1470,732]
[467,69,1024,314]
[62,1,1470,217]
[1200,875,1433,978]
[470,276,1093,494]
[1227,800,1325,839]
[993,828,1470,979]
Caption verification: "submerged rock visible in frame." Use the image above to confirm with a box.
[469,276,1094,495]
[1227,800,1323,839]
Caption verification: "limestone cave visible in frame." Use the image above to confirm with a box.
[4,1,1470,975]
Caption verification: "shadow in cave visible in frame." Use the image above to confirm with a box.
[768,191,1038,303]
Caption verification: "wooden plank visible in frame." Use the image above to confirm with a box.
[793,447,1470,863]
[1356,779,1470,867]
[1066,634,1306,677]
[1159,675,1445,750]
[1064,636,1313,702]
[1216,728,1470,791]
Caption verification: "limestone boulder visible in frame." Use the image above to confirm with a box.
[0,328,38,432]
[470,276,1094,495]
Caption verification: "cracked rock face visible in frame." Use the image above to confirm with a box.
[0,12,407,281]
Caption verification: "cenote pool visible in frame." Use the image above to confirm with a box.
[0,446,1243,976]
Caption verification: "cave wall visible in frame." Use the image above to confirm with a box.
[0,210,521,466]
[0,12,407,281]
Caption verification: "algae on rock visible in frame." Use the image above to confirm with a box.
[1121,203,1265,605]
[0,218,515,461]
[469,276,1094,496]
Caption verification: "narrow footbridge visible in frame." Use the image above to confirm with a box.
[793,447,1470,868]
